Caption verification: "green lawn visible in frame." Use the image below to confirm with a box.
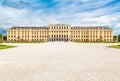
[0,45,16,50]
[108,45,120,49]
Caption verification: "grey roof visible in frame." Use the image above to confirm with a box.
[11,26,49,29]
[71,26,112,30]
[9,26,112,30]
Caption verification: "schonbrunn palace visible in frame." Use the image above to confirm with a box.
[7,24,113,42]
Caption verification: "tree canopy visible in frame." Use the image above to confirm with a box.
[0,34,2,39]
[113,35,118,42]
[118,34,120,42]
[0,34,2,44]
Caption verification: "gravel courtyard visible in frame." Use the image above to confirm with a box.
[0,42,120,81]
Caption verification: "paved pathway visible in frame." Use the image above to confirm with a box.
[0,42,120,81]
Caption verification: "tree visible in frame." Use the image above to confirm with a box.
[0,34,2,44]
[3,35,7,41]
[113,35,118,42]
[118,34,120,42]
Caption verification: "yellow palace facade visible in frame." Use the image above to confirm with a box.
[7,24,113,42]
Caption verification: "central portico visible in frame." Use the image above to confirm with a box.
[49,24,71,41]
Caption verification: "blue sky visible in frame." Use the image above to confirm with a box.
[0,0,120,35]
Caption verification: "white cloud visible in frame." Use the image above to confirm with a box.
[114,24,120,28]
[0,6,29,28]
[82,15,117,24]
[0,0,120,35]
